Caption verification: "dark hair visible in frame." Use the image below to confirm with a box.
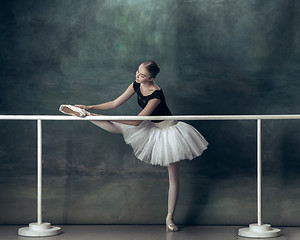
[142,61,160,78]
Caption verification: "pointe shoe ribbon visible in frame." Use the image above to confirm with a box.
[59,104,89,118]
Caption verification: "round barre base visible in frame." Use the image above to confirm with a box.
[238,224,281,238]
[18,222,61,237]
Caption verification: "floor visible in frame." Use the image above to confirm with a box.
[1,225,300,240]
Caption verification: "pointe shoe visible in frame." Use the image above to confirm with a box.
[59,104,89,117]
[166,222,179,232]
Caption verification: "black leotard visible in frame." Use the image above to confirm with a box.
[133,81,172,122]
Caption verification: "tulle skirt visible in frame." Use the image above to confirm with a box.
[113,120,208,166]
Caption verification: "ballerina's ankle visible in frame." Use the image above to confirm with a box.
[166,213,173,221]
[166,213,179,231]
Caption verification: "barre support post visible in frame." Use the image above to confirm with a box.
[18,120,61,237]
[238,119,281,238]
[258,118,262,226]
[38,119,42,224]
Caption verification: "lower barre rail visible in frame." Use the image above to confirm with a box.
[0,114,294,238]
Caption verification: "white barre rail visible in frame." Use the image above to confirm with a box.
[1,114,300,120]
[2,114,300,237]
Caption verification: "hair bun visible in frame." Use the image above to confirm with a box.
[143,61,160,78]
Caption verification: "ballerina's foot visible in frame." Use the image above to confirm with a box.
[59,104,90,118]
[166,220,179,232]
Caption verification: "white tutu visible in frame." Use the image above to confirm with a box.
[113,120,208,166]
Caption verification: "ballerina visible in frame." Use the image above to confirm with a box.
[59,60,208,231]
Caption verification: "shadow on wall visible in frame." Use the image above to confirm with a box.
[280,120,300,180]
[180,120,257,225]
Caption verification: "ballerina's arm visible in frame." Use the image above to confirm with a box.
[76,82,160,126]
[90,98,161,126]
[76,83,135,110]
[113,98,161,126]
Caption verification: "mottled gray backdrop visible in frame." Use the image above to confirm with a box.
[1,0,300,225]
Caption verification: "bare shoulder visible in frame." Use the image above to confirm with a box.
[153,82,161,91]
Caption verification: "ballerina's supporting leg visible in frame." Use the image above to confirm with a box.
[166,162,180,231]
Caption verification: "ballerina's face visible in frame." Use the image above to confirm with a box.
[135,64,153,84]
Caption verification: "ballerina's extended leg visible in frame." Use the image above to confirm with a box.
[59,105,122,133]
[90,119,121,133]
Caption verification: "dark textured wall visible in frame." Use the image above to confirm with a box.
[1,0,300,225]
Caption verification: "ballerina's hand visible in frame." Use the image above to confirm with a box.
[75,104,88,110]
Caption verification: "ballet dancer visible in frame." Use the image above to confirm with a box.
[59,61,208,231]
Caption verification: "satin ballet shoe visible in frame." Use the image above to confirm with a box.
[166,222,179,232]
[59,104,89,118]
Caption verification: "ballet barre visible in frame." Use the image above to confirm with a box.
[1,114,300,237]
